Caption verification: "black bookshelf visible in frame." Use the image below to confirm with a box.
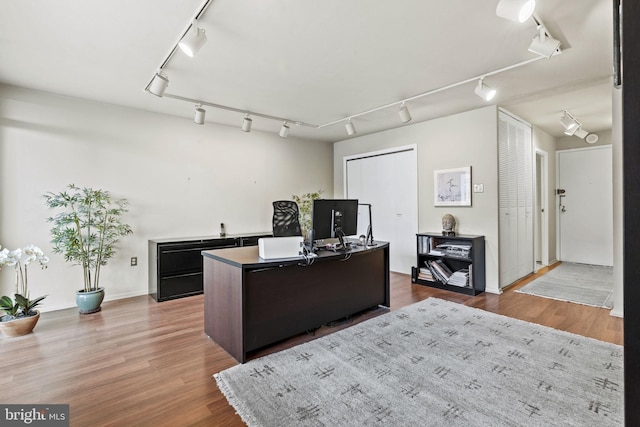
[411,232,485,296]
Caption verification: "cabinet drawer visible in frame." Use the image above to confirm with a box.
[158,273,203,301]
[159,239,237,276]
[239,234,272,246]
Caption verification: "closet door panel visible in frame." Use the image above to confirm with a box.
[346,148,418,274]
[498,112,533,287]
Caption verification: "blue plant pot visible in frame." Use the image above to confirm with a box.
[76,288,105,314]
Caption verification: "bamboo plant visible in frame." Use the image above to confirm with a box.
[44,184,133,292]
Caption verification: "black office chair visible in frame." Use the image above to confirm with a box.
[272,201,302,237]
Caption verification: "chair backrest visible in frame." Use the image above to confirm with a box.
[272,201,302,237]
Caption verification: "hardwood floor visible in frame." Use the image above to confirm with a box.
[0,266,622,426]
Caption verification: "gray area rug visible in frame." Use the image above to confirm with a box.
[517,262,614,308]
[214,298,623,426]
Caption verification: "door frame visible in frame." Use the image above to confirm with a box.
[535,148,549,268]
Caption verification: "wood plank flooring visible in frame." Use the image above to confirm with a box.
[0,266,623,426]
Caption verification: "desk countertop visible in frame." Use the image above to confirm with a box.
[202,240,388,269]
[149,232,272,244]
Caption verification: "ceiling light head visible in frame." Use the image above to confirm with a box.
[279,122,290,138]
[563,126,578,136]
[496,0,536,23]
[242,114,253,132]
[474,79,496,101]
[528,26,561,58]
[398,103,412,123]
[194,105,206,125]
[560,111,579,132]
[178,20,207,58]
[148,72,169,97]
[345,119,357,136]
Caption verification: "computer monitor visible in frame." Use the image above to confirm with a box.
[311,199,359,242]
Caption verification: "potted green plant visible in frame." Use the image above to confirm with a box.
[44,184,133,314]
[292,189,323,241]
[0,245,49,337]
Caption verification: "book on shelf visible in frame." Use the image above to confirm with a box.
[418,235,432,254]
[425,259,452,284]
[446,268,469,287]
[434,242,472,258]
[417,266,433,281]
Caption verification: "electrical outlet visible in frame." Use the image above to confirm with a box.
[473,183,484,193]
[130,257,138,266]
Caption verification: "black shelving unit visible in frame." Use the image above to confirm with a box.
[411,232,485,296]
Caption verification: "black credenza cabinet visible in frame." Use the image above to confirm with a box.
[149,233,270,301]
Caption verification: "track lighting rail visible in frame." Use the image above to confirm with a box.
[161,55,545,131]
[163,93,317,128]
[145,0,558,136]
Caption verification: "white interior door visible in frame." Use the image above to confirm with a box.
[557,146,613,266]
[345,147,418,273]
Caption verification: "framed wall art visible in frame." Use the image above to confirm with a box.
[434,166,471,206]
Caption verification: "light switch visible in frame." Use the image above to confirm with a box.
[473,183,484,193]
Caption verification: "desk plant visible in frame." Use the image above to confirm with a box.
[292,189,323,241]
[44,184,132,314]
[0,245,49,337]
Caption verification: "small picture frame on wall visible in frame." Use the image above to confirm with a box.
[434,166,471,206]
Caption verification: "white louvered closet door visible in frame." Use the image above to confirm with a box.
[498,111,534,288]
[345,147,418,274]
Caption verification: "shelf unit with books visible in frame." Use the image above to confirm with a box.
[411,232,485,296]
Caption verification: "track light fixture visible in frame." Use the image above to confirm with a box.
[242,114,253,132]
[398,103,412,123]
[496,0,536,23]
[148,72,169,97]
[178,20,207,58]
[345,119,357,136]
[474,79,496,101]
[560,110,598,143]
[560,110,579,134]
[279,122,290,138]
[528,25,561,58]
[194,105,206,125]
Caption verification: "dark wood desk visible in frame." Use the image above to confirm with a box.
[202,242,390,362]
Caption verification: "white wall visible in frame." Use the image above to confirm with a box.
[333,106,502,294]
[0,84,333,312]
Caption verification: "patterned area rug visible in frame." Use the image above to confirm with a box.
[214,298,623,426]
[517,263,614,308]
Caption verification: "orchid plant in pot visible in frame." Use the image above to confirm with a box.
[0,245,49,337]
[44,184,133,314]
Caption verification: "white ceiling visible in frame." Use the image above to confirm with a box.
[0,0,613,142]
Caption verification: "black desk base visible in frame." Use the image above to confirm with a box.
[202,242,390,363]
